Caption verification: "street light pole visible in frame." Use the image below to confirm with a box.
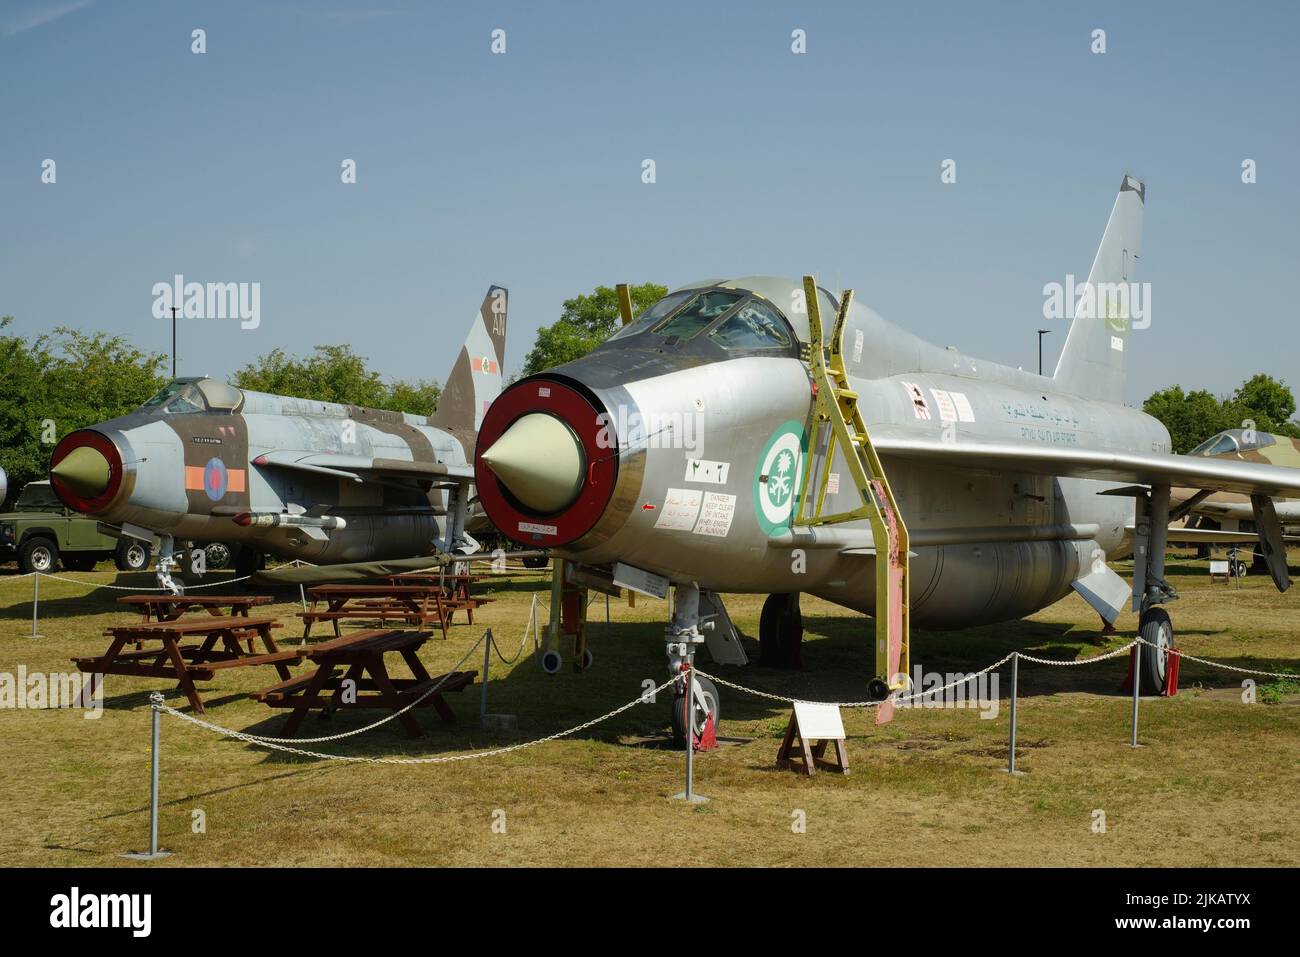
[1037,329,1051,376]
[170,307,178,378]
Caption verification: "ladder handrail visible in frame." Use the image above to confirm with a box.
[793,276,910,714]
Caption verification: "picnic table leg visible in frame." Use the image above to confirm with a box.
[162,637,205,713]
[367,659,423,736]
[434,596,450,640]
[282,664,336,737]
[326,662,364,715]
[399,648,432,683]
[258,626,292,679]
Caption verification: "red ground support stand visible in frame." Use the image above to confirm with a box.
[695,712,718,752]
[1119,645,1180,697]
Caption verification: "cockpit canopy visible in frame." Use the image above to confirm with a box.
[1188,428,1277,457]
[606,285,795,355]
[142,378,245,415]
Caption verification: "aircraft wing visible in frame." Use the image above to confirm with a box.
[872,434,1300,498]
[252,451,475,486]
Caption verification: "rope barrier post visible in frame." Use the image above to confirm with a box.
[1130,641,1142,748]
[1002,653,1022,776]
[123,693,171,860]
[299,583,307,614]
[479,630,492,728]
[31,572,43,638]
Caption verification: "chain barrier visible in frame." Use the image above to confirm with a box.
[154,673,684,764]
[698,636,1294,709]
[26,571,254,591]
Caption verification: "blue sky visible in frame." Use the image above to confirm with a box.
[2,0,1296,405]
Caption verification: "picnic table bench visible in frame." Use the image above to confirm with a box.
[298,584,462,640]
[250,629,477,737]
[73,615,296,714]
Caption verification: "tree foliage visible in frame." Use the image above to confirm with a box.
[233,344,440,416]
[0,317,168,503]
[521,283,668,376]
[1143,373,1300,453]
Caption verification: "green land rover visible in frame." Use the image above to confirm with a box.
[0,480,152,574]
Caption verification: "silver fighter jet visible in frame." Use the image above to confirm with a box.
[473,177,1300,736]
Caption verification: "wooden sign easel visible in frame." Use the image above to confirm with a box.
[777,701,849,776]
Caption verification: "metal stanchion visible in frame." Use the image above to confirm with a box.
[479,630,492,727]
[30,572,44,638]
[1130,642,1142,748]
[672,660,708,804]
[298,583,307,614]
[123,693,171,860]
[1002,653,1023,775]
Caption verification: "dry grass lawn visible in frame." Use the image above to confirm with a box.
[1,550,1297,867]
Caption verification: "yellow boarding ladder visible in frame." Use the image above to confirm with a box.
[794,276,910,721]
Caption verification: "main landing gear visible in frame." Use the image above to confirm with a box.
[1132,486,1177,694]
[666,583,721,751]
[759,592,803,669]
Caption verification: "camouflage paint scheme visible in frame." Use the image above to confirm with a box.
[48,287,507,564]
[1178,429,1300,530]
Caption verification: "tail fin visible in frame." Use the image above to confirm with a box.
[431,285,508,434]
[1053,175,1145,401]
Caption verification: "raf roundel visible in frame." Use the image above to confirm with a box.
[203,457,228,502]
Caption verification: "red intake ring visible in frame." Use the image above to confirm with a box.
[474,378,617,547]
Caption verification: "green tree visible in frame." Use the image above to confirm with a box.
[233,344,440,416]
[0,317,168,502]
[1229,373,1300,438]
[1143,374,1300,453]
[521,283,667,376]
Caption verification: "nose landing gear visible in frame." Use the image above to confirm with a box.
[666,583,721,751]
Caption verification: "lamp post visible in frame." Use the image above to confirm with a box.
[170,307,178,378]
[1037,329,1051,375]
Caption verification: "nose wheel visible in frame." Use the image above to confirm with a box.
[670,674,720,751]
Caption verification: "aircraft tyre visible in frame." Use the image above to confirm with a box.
[1138,607,1173,694]
[540,649,563,674]
[759,593,803,669]
[670,675,720,750]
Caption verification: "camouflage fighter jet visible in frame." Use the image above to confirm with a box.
[471,176,1300,739]
[48,286,508,591]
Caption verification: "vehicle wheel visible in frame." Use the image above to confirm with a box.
[523,555,549,569]
[540,649,563,674]
[233,546,265,579]
[575,648,594,671]
[759,593,803,669]
[114,540,152,572]
[1138,607,1173,694]
[18,537,59,574]
[1233,560,1248,578]
[62,554,98,572]
[203,542,232,570]
[670,675,720,749]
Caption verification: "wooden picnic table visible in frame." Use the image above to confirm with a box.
[299,583,463,640]
[251,629,477,737]
[381,573,493,623]
[117,594,275,623]
[72,615,296,714]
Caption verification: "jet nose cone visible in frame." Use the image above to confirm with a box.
[481,413,585,513]
[50,446,111,497]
